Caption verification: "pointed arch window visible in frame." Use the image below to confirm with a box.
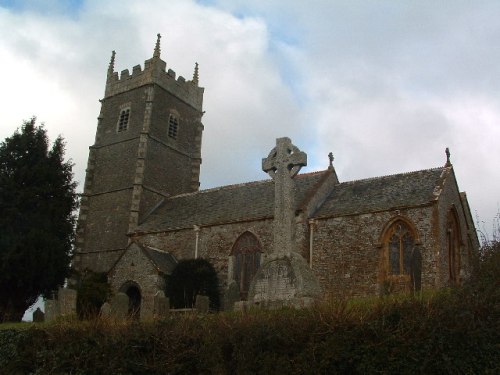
[388,222,415,275]
[381,218,422,293]
[231,232,262,300]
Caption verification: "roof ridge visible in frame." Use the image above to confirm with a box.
[340,166,445,185]
[169,178,272,199]
[168,169,328,200]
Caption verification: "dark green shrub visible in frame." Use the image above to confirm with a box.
[76,270,111,319]
[166,259,220,310]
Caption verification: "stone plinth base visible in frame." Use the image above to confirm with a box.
[248,252,321,305]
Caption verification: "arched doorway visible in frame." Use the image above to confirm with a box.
[120,282,141,319]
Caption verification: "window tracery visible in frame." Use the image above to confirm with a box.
[231,232,262,300]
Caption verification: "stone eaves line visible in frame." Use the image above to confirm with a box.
[148,133,198,159]
[82,183,169,198]
[90,135,140,150]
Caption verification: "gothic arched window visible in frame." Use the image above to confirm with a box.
[447,209,461,284]
[388,222,415,275]
[231,232,262,300]
[381,219,421,292]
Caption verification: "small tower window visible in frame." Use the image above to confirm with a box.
[117,108,130,132]
[168,114,178,139]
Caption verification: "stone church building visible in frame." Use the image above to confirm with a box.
[72,35,479,317]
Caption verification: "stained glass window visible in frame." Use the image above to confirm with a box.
[231,232,262,300]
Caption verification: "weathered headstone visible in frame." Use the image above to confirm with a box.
[195,295,210,313]
[223,281,240,311]
[44,299,59,322]
[249,137,321,306]
[100,302,112,318]
[153,291,169,319]
[58,288,77,317]
[32,307,45,323]
[110,292,129,319]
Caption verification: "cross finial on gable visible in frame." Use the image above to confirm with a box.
[328,152,334,168]
[445,147,451,167]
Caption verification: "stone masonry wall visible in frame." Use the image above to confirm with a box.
[311,206,437,298]
[136,219,274,292]
[436,168,475,286]
[109,243,165,321]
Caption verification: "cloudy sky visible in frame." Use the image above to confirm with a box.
[1,0,499,239]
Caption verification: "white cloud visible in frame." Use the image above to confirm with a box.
[1,0,500,236]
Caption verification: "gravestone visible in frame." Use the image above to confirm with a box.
[110,292,129,319]
[58,288,77,317]
[249,137,321,306]
[153,291,170,319]
[32,307,45,322]
[195,295,210,313]
[100,302,112,318]
[223,280,240,311]
[44,299,59,322]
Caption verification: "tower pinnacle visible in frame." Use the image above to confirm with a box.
[192,62,199,85]
[108,50,116,76]
[153,33,161,58]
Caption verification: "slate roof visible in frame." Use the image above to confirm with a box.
[137,167,448,232]
[138,171,327,232]
[314,167,447,218]
[142,245,177,274]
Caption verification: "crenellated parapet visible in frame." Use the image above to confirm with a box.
[104,34,204,112]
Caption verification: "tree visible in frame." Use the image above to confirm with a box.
[75,270,111,320]
[166,258,220,310]
[0,118,78,322]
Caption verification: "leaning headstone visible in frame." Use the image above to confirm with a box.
[111,292,129,319]
[153,291,169,319]
[45,299,59,322]
[100,302,112,319]
[223,281,240,311]
[195,295,210,313]
[32,307,45,323]
[58,288,77,317]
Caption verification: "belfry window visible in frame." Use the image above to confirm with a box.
[168,114,178,139]
[117,108,130,132]
[231,232,262,301]
[387,221,415,275]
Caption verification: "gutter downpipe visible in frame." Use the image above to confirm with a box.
[194,225,200,259]
[309,219,316,269]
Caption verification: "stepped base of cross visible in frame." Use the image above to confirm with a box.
[246,252,321,308]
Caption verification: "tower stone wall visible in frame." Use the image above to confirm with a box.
[73,35,204,274]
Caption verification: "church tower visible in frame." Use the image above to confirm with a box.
[73,35,204,273]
